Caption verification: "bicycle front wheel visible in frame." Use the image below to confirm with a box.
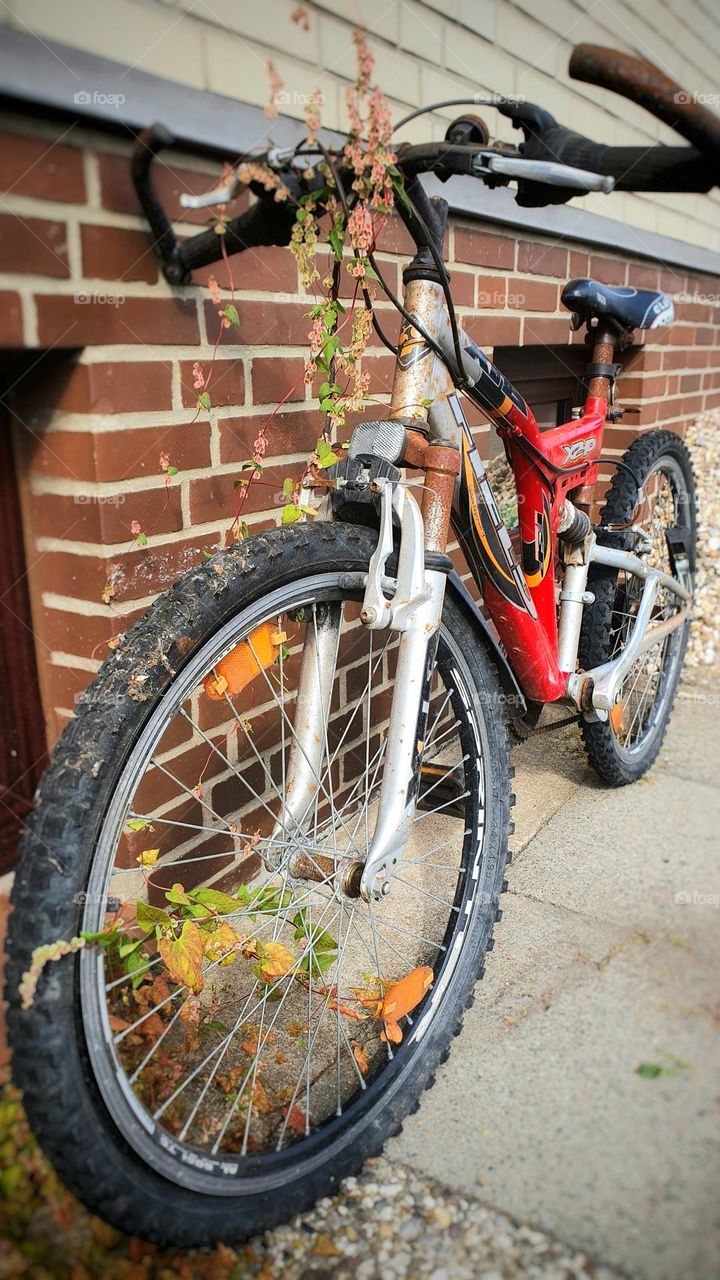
[8,522,512,1248]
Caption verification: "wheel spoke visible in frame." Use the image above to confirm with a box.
[86,576,483,1175]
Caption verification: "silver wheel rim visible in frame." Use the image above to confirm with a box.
[608,455,692,760]
[79,572,492,1193]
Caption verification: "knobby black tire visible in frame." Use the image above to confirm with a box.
[578,430,696,786]
[7,523,512,1248]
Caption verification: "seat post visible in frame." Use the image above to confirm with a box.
[586,325,617,401]
[573,325,618,516]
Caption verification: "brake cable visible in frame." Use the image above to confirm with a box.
[393,97,517,133]
[313,140,468,381]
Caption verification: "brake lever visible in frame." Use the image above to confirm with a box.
[180,180,240,210]
[475,152,615,193]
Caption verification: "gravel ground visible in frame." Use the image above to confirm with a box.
[241,1156,622,1280]
[685,410,720,672]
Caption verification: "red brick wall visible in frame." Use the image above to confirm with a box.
[1,115,719,745]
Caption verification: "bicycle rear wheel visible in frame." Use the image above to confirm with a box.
[8,522,511,1247]
[579,430,695,785]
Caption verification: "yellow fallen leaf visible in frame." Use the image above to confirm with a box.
[203,921,240,966]
[258,940,295,981]
[158,920,204,994]
[137,848,160,867]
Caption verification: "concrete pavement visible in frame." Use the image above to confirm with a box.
[392,686,720,1280]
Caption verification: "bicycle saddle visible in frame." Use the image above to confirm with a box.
[560,278,675,330]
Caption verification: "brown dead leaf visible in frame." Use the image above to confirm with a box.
[285,1104,306,1134]
[251,1078,274,1114]
[313,1234,342,1257]
[180,995,201,1025]
[352,1041,370,1076]
[140,1013,165,1040]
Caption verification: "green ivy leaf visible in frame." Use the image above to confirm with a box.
[136,532,148,547]
[281,503,302,525]
[81,925,122,948]
[223,303,240,327]
[197,391,212,411]
[635,1062,665,1078]
[300,949,336,977]
[166,465,178,477]
[192,888,246,916]
[126,947,149,990]
[136,901,173,933]
[328,226,345,260]
[282,476,294,497]
[117,935,146,960]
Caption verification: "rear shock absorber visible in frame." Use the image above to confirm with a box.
[558,499,592,546]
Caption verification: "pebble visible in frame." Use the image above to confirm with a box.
[685,412,720,675]
[236,1154,623,1279]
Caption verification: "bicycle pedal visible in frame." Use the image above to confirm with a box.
[417,763,466,817]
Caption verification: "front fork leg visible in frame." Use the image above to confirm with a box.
[269,601,341,863]
[274,438,456,900]
[359,568,446,900]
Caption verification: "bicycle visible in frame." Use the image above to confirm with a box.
[7,44,717,1247]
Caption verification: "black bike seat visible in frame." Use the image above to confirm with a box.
[560,277,675,330]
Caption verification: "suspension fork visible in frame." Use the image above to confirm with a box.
[358,435,459,900]
[273,429,459,899]
[267,600,342,866]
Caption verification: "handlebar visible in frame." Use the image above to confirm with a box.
[131,43,720,284]
[569,43,720,170]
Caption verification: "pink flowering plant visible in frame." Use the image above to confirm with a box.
[110,30,403,606]
[186,29,400,529]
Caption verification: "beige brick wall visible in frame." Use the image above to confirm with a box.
[3,0,720,253]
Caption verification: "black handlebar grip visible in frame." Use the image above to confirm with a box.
[570,43,720,170]
[538,125,712,192]
[131,124,188,284]
[176,199,297,274]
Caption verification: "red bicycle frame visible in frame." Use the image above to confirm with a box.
[388,277,615,706]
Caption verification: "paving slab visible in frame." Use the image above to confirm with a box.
[392,696,720,1280]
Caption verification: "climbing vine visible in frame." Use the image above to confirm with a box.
[104,26,402,609]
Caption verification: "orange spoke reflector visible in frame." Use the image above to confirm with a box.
[609,701,626,734]
[204,622,282,700]
[380,965,433,1043]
